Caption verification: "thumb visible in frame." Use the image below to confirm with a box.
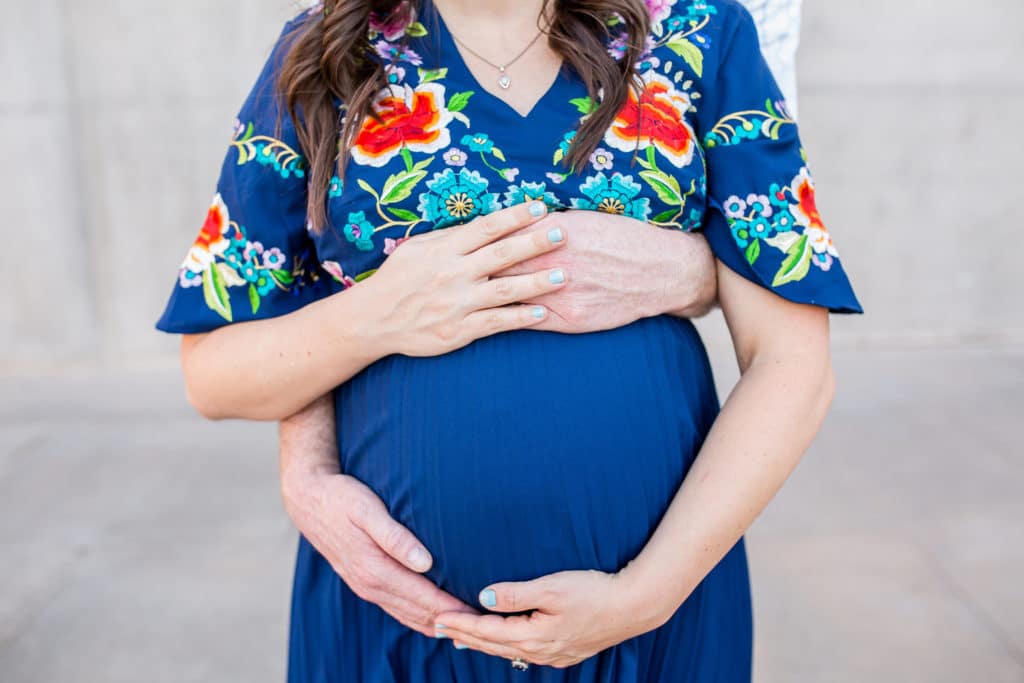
[478,576,553,613]
[357,503,433,573]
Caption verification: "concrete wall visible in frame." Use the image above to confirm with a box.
[3,0,1021,372]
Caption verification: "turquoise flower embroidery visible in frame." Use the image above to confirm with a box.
[461,133,495,153]
[683,2,718,20]
[731,118,764,144]
[729,219,752,248]
[329,176,344,198]
[343,211,376,251]
[768,183,790,209]
[254,272,276,296]
[503,181,561,209]
[254,142,306,179]
[748,216,772,240]
[773,209,796,232]
[571,172,651,220]
[681,208,703,232]
[418,168,499,229]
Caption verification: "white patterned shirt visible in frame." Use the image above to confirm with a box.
[739,0,803,117]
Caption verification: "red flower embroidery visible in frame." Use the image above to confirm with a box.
[604,71,696,168]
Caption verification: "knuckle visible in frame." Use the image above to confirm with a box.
[490,242,512,266]
[484,311,503,332]
[348,567,377,595]
[563,303,586,326]
[382,523,407,554]
[435,323,458,344]
[478,214,503,239]
[350,497,373,527]
[492,277,514,298]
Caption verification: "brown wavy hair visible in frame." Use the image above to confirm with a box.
[279,0,650,232]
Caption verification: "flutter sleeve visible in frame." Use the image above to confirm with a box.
[155,12,335,334]
[697,4,861,313]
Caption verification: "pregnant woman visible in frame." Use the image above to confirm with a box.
[156,0,861,680]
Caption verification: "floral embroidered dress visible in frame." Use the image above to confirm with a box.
[157,1,860,681]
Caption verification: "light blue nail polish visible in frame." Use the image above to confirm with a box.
[436,624,447,630]
[547,227,564,243]
[480,588,497,607]
[549,269,565,284]
[531,306,545,320]
[454,642,468,650]
[435,630,448,639]
[529,201,546,217]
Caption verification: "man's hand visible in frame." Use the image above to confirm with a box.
[279,395,475,637]
[496,210,718,333]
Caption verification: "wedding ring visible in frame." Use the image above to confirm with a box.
[511,657,529,671]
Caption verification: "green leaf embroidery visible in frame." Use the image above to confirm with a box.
[387,207,420,222]
[645,146,658,169]
[412,155,435,171]
[666,38,704,77]
[405,21,428,37]
[248,283,260,315]
[354,269,378,282]
[491,147,506,162]
[771,233,812,287]
[570,97,595,115]
[381,169,427,204]
[417,67,447,83]
[447,91,474,113]
[745,239,761,265]
[651,209,678,223]
[553,147,565,164]
[400,147,414,172]
[202,264,232,322]
[357,178,380,199]
[272,269,295,286]
[639,170,683,206]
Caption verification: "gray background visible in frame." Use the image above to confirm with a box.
[2,1,1022,682]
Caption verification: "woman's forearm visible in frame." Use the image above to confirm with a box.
[181,285,385,421]
[621,349,835,629]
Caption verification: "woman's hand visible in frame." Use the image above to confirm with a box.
[493,209,717,333]
[364,201,569,357]
[432,569,664,669]
[179,201,566,420]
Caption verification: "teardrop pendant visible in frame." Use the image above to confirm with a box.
[498,67,511,89]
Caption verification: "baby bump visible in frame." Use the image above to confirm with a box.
[334,316,720,607]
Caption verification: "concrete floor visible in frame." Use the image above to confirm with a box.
[1,346,1022,682]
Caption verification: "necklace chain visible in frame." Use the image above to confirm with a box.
[447,23,547,89]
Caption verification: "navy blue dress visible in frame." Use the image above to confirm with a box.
[157,1,861,680]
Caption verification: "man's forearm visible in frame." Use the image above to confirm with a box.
[659,231,719,319]
[279,394,339,522]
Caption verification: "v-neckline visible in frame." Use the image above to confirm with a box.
[426,2,567,122]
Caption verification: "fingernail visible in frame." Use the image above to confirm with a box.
[529,201,546,217]
[435,624,447,630]
[548,269,565,285]
[435,630,448,639]
[454,642,468,650]
[408,547,430,571]
[547,227,564,243]
[531,306,545,320]
[480,588,497,607]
